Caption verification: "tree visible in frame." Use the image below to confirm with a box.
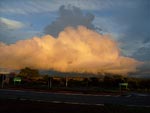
[89,77,99,87]
[103,75,115,88]
[19,67,40,79]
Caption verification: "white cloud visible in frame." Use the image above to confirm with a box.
[0,17,33,43]
[0,17,25,29]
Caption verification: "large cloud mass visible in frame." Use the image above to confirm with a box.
[44,5,99,37]
[0,26,140,75]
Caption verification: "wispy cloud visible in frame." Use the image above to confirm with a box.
[0,17,38,44]
[0,0,60,15]
[0,0,117,15]
[0,17,25,29]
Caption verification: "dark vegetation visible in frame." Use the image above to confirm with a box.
[1,67,150,93]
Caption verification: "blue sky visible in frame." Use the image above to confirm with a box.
[0,0,150,77]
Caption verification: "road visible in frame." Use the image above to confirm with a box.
[0,89,150,107]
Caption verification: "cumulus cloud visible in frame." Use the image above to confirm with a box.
[44,5,100,37]
[0,26,140,75]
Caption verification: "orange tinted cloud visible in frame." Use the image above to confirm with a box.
[0,26,141,74]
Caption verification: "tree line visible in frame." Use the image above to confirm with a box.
[9,67,150,91]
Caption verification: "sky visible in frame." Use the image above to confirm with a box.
[0,0,150,77]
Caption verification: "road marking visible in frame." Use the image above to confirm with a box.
[1,89,150,108]
[18,98,105,106]
[0,89,119,97]
[127,105,150,108]
[63,101,104,106]
[2,97,150,108]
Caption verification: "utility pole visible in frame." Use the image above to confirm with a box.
[1,74,5,88]
[48,77,52,89]
[65,76,68,87]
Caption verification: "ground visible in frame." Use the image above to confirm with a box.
[0,99,150,113]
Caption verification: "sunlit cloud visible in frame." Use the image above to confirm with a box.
[0,26,141,75]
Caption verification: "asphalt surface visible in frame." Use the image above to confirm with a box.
[0,89,150,107]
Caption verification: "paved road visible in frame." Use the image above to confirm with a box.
[0,89,150,107]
